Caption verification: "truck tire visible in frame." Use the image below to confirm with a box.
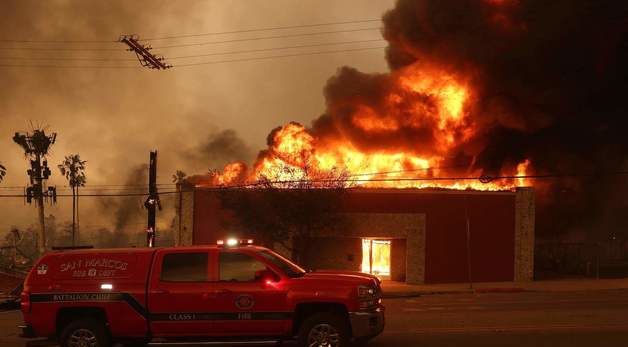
[59,318,110,347]
[298,312,350,347]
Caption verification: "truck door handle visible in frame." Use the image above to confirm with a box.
[203,289,230,300]
[154,289,170,294]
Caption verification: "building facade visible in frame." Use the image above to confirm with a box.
[175,187,535,284]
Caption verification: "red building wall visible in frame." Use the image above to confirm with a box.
[192,189,516,283]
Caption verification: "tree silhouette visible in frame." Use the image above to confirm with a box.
[58,154,87,246]
[218,164,350,262]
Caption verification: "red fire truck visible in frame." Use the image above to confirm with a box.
[20,239,384,346]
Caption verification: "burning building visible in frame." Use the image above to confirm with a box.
[174,186,534,284]
[173,0,627,282]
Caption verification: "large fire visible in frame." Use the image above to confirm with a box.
[197,61,531,191]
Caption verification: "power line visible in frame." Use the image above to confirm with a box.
[0,46,386,68]
[0,190,184,198]
[1,170,627,197]
[0,19,381,44]
[153,27,382,49]
[0,38,117,43]
[0,46,120,52]
[238,170,628,187]
[175,46,387,67]
[0,184,176,189]
[169,39,385,60]
[143,19,381,41]
[0,64,140,69]
[0,39,384,63]
[0,56,136,62]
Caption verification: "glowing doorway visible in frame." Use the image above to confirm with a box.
[361,239,391,278]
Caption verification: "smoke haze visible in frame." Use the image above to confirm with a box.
[0,0,393,238]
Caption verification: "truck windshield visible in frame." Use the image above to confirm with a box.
[258,250,306,278]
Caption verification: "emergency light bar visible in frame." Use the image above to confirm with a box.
[217,238,254,247]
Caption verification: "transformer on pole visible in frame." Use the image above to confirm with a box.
[13,129,57,254]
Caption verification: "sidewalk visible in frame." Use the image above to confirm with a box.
[381,277,628,298]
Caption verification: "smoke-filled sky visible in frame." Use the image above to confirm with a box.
[0,0,394,240]
[1,0,628,244]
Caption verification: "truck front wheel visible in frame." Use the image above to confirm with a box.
[59,318,110,347]
[298,312,350,347]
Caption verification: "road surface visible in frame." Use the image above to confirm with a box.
[2,289,628,346]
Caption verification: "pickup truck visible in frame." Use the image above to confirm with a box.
[20,240,384,346]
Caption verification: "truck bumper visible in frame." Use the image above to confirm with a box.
[19,324,36,338]
[349,306,385,340]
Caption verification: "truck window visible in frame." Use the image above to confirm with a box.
[161,253,208,282]
[219,252,267,282]
[258,250,306,278]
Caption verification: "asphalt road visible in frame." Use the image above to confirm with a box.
[2,289,628,346]
[370,289,628,347]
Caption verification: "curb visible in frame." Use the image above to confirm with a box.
[382,290,472,298]
[382,287,529,298]
[473,287,527,293]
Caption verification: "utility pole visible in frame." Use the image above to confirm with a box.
[13,129,57,255]
[144,151,160,247]
[119,35,172,70]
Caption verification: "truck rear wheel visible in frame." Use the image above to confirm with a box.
[59,318,110,347]
[298,312,350,347]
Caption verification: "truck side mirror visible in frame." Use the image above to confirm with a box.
[255,269,280,284]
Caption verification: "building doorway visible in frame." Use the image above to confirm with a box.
[361,239,391,278]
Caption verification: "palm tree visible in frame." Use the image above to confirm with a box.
[0,162,6,183]
[58,155,87,246]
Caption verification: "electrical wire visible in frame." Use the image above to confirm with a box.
[239,171,628,187]
[0,64,139,69]
[0,28,381,53]
[0,46,386,68]
[143,19,381,41]
[0,38,117,44]
[0,46,121,52]
[0,19,381,44]
[152,27,382,49]
[3,171,627,197]
[0,56,136,62]
[175,46,387,67]
[0,39,385,63]
[0,184,175,190]
[168,39,385,59]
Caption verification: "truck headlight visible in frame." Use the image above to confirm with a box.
[358,285,376,298]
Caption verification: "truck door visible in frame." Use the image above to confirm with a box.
[209,249,291,336]
[148,249,215,337]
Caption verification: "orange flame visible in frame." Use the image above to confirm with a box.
[201,62,532,191]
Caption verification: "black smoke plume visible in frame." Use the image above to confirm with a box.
[313,0,628,239]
